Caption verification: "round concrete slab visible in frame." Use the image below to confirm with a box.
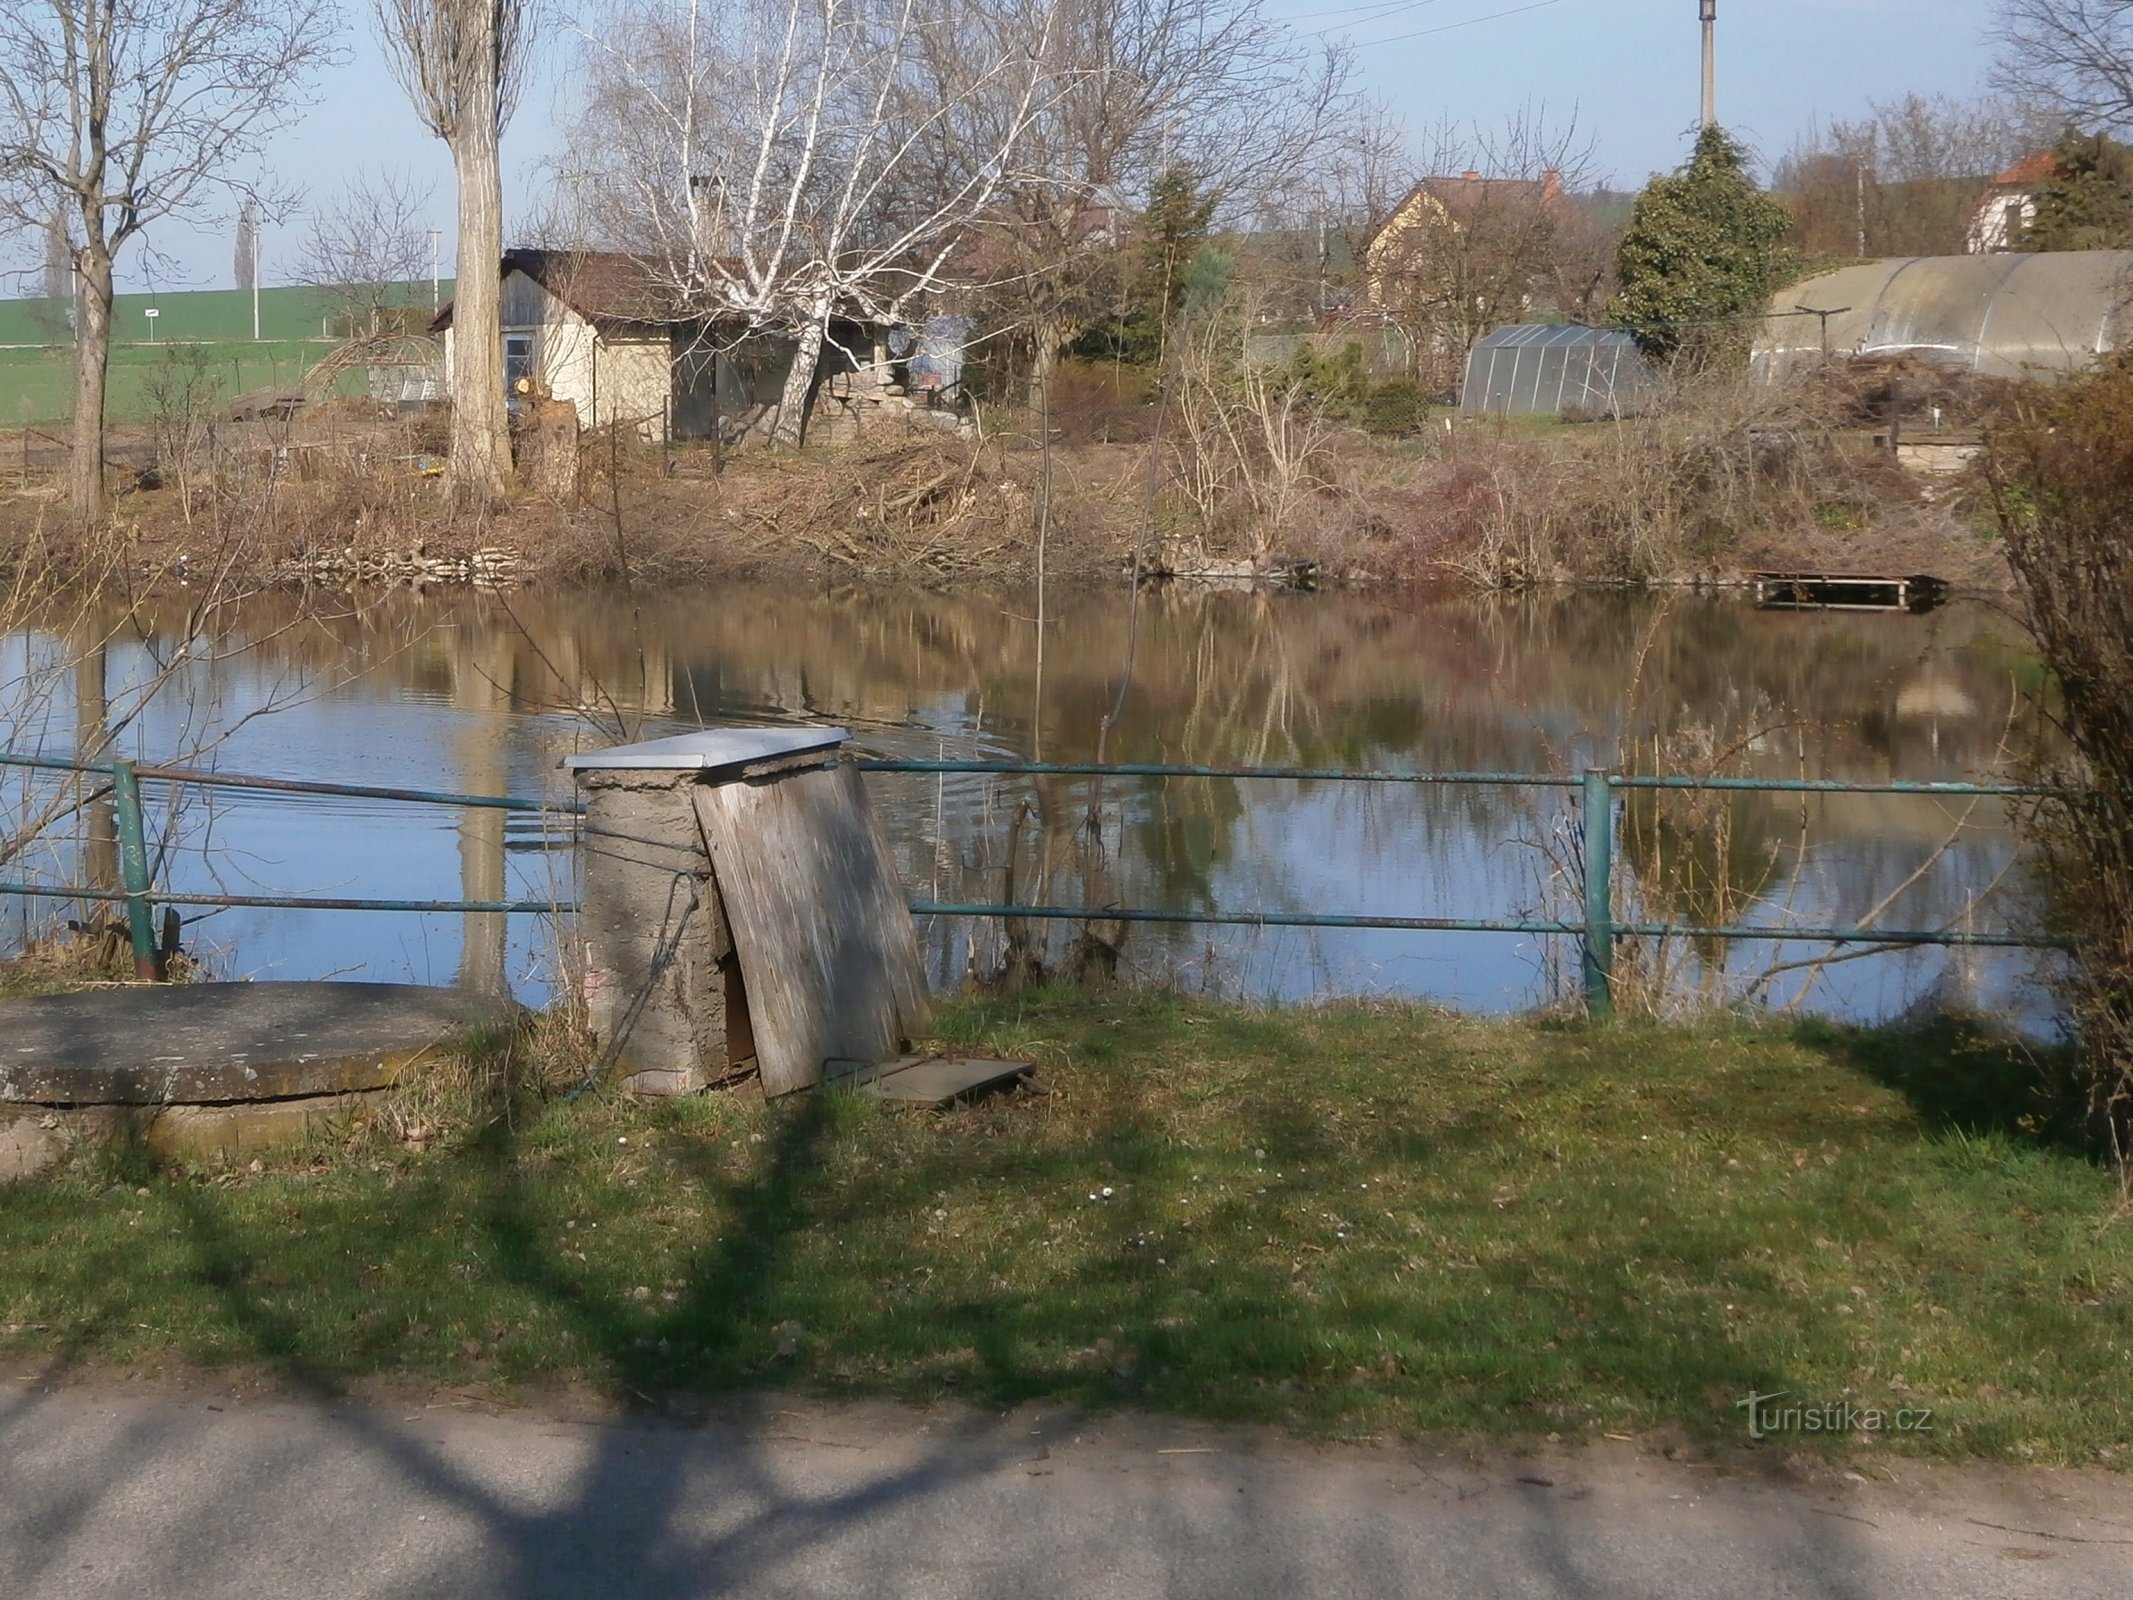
[0,982,516,1106]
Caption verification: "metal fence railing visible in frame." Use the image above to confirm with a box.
[852,758,2053,1016]
[0,750,2053,1012]
[0,752,578,981]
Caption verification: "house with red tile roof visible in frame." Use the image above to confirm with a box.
[1967,150,2058,253]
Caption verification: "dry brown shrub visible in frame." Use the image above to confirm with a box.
[1988,358,2133,1170]
[2,354,2003,594]
[1039,359,1160,447]
[1380,371,1991,588]
[547,433,1148,587]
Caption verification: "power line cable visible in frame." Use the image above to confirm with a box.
[1290,0,1449,26]
[1364,0,1568,45]
[1322,0,1578,44]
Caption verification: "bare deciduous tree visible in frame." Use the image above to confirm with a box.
[555,0,1058,445]
[0,0,339,520]
[551,0,1356,439]
[1994,0,2133,131]
[371,0,538,499]
[962,0,1359,402]
[1776,92,2046,256]
[298,168,439,335]
[1362,112,1608,395]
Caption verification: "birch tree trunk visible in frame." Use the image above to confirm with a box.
[772,312,829,448]
[447,58,513,501]
[69,248,114,522]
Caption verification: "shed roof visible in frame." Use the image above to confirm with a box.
[430,250,898,337]
[430,249,684,334]
[1753,251,2133,383]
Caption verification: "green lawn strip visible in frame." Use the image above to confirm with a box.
[1,991,2126,1464]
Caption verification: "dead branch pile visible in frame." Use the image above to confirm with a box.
[749,438,1035,578]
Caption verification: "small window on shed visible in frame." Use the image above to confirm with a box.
[503,332,534,395]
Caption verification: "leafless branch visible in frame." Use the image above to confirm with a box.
[1993,0,2133,132]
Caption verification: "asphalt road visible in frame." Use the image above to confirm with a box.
[1,1377,2127,1598]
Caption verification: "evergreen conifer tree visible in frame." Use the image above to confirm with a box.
[1616,127,1792,365]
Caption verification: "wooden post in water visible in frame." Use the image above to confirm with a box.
[567,728,931,1097]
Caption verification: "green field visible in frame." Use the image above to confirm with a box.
[0,280,455,426]
[0,280,453,347]
[1,341,343,427]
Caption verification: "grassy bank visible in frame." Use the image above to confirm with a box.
[1,993,2125,1463]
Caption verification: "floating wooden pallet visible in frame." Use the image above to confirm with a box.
[1750,571,1949,613]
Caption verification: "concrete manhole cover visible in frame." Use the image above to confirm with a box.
[0,982,515,1107]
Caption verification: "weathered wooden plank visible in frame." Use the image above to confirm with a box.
[832,1055,1033,1107]
[691,763,931,1097]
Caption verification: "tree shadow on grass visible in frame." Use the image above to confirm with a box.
[0,1010,1922,1598]
[1789,1013,2095,1156]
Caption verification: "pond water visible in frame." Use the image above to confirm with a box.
[1,581,2056,1025]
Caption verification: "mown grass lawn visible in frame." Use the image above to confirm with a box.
[2,991,2127,1464]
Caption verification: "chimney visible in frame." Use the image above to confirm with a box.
[1542,168,1563,201]
[1462,169,1481,184]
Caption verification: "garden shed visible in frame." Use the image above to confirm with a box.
[1754,251,2133,384]
[1459,324,1655,419]
[431,249,909,445]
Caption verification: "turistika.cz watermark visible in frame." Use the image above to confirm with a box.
[1737,1390,1935,1440]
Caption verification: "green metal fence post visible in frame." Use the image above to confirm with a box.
[1582,767,1614,1018]
[110,760,160,981]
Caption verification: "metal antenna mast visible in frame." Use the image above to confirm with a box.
[1700,1,1717,129]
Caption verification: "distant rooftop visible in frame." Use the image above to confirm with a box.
[1987,150,2058,189]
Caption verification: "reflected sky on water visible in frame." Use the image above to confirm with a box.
[1,581,2057,1026]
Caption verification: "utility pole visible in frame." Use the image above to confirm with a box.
[1856,157,1868,257]
[1317,209,1329,315]
[1700,1,1717,130]
[428,228,442,313]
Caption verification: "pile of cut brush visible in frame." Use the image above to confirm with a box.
[738,438,1038,579]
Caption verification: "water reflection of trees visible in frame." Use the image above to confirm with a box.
[75,582,2045,1007]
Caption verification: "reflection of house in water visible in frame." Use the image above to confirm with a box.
[1895,673,1977,720]
[1895,671,1978,760]
[430,249,916,445]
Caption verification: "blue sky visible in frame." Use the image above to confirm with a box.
[38,0,2010,293]
[1279,0,2009,183]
